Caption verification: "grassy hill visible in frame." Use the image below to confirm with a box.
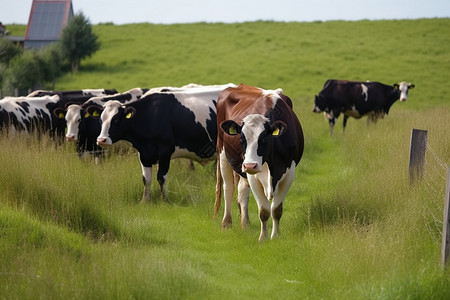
[1,19,450,299]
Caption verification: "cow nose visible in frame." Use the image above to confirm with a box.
[242,163,260,174]
[97,137,107,145]
[66,135,76,141]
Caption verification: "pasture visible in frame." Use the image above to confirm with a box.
[1,19,450,298]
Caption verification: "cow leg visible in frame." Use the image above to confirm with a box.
[271,202,283,239]
[140,162,152,203]
[219,151,234,228]
[156,158,171,200]
[343,115,349,131]
[248,175,270,242]
[325,112,335,135]
[236,176,250,228]
[271,162,296,239]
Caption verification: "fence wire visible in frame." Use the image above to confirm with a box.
[422,143,449,244]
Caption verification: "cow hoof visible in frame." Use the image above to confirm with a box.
[222,215,232,229]
[241,218,250,229]
[258,234,268,243]
[140,198,150,204]
[222,223,232,229]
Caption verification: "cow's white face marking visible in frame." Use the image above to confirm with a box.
[261,88,282,109]
[361,84,369,101]
[398,82,410,101]
[65,104,82,141]
[241,114,269,174]
[97,100,122,145]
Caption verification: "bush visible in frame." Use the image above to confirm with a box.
[2,49,43,93]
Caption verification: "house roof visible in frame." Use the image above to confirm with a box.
[25,0,73,41]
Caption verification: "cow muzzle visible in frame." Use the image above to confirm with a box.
[242,162,262,174]
[65,135,77,142]
[313,106,322,113]
[97,137,112,146]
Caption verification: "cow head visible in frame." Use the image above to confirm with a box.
[64,104,84,141]
[96,101,136,146]
[221,114,286,174]
[394,82,415,101]
[312,94,329,113]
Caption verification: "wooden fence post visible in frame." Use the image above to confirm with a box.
[442,167,450,267]
[409,129,428,183]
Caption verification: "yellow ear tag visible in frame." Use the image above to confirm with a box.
[272,127,280,136]
[126,112,133,119]
[84,112,90,118]
[228,126,238,135]
[58,112,65,119]
[92,110,100,117]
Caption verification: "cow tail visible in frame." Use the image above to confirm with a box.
[213,153,222,219]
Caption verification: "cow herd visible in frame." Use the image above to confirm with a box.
[0,79,414,241]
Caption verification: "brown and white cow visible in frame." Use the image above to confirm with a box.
[214,84,304,242]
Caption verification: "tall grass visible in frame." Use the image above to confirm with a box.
[1,19,450,298]
[1,108,449,299]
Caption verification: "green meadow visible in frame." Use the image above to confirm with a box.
[1,19,450,299]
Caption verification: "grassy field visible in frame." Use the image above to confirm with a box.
[1,19,450,299]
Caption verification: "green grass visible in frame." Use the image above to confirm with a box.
[1,19,450,299]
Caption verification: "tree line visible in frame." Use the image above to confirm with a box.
[0,13,99,96]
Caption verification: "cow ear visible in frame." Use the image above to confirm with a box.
[270,121,287,137]
[221,120,241,136]
[86,105,102,118]
[124,107,136,119]
[53,108,66,119]
[393,83,400,89]
[409,83,415,89]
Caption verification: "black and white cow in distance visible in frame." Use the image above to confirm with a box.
[0,94,59,135]
[0,89,117,137]
[313,80,415,134]
[95,84,235,201]
[63,88,149,158]
[215,84,304,242]
[64,86,203,143]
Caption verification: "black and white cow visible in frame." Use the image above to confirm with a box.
[214,84,304,242]
[95,84,235,201]
[0,89,117,137]
[313,80,415,134]
[63,88,149,158]
[0,94,59,135]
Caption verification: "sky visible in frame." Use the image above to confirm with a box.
[1,0,449,25]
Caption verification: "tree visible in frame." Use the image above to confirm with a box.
[0,38,22,65]
[2,50,43,94]
[60,12,100,73]
[39,43,64,89]
[0,38,22,88]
